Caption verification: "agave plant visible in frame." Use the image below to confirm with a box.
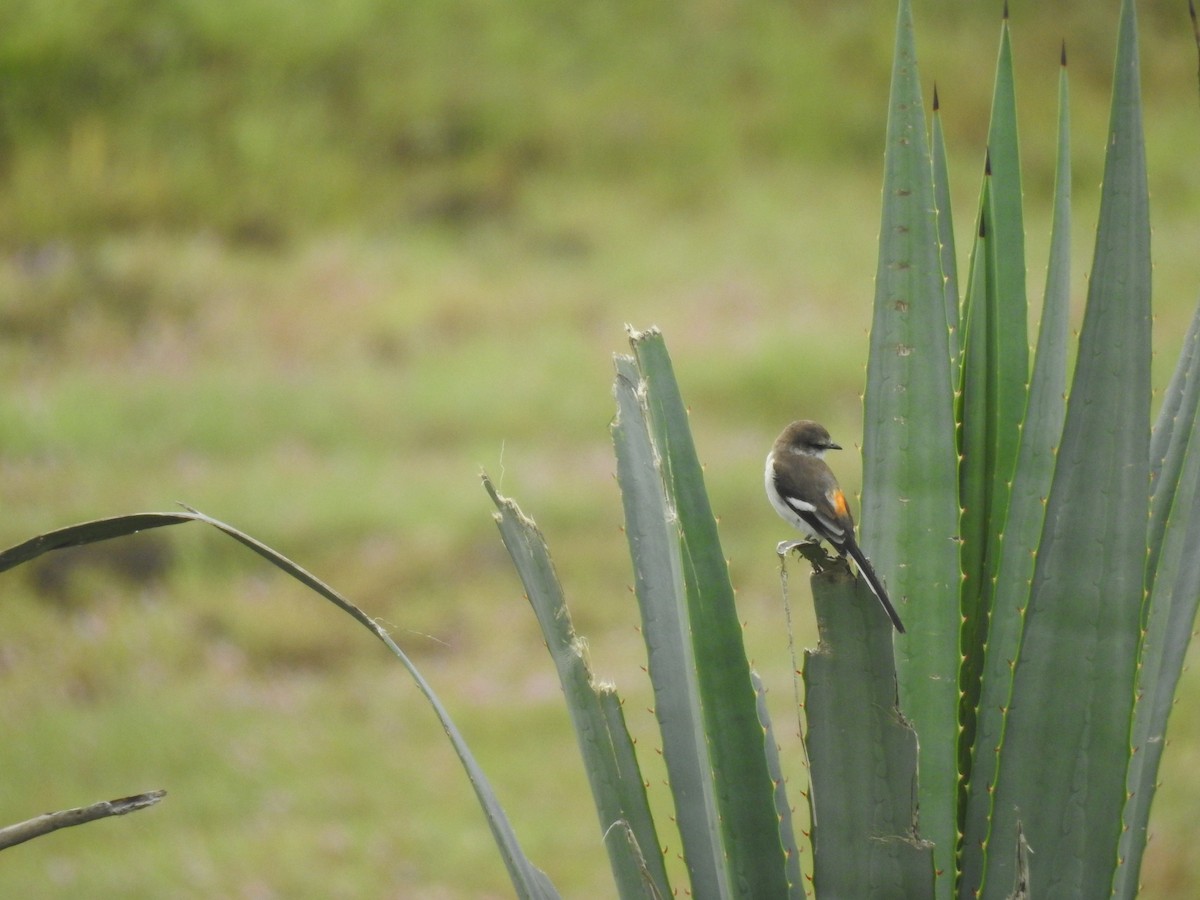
[819,0,1199,896]
[490,1,1200,894]
[2,1,1197,898]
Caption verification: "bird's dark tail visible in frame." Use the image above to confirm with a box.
[844,539,905,634]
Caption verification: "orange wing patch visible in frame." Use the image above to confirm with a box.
[829,489,849,517]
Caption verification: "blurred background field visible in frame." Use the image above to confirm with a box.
[2,1,1199,896]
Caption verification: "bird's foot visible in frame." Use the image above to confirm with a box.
[776,538,815,556]
[777,539,838,572]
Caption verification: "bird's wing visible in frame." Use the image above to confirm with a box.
[773,455,854,545]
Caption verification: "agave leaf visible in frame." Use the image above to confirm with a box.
[485,478,670,900]
[1148,307,1200,582]
[598,689,673,900]
[1113,304,1200,898]
[612,353,729,898]
[751,671,805,899]
[802,562,934,897]
[980,12,1031,448]
[627,328,790,898]
[982,1,1150,895]
[955,171,997,806]
[956,12,1030,815]
[931,83,961,364]
[959,46,1072,898]
[860,1,961,891]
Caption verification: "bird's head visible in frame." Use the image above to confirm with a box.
[777,420,842,458]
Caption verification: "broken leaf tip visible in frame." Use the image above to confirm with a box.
[625,323,662,342]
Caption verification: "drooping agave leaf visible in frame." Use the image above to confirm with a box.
[0,789,167,852]
[860,1,961,891]
[982,1,1150,895]
[0,510,560,899]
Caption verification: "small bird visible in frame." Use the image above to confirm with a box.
[765,420,905,633]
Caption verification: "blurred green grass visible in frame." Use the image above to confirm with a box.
[2,1,1200,896]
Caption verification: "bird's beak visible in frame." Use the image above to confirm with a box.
[829,441,842,451]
